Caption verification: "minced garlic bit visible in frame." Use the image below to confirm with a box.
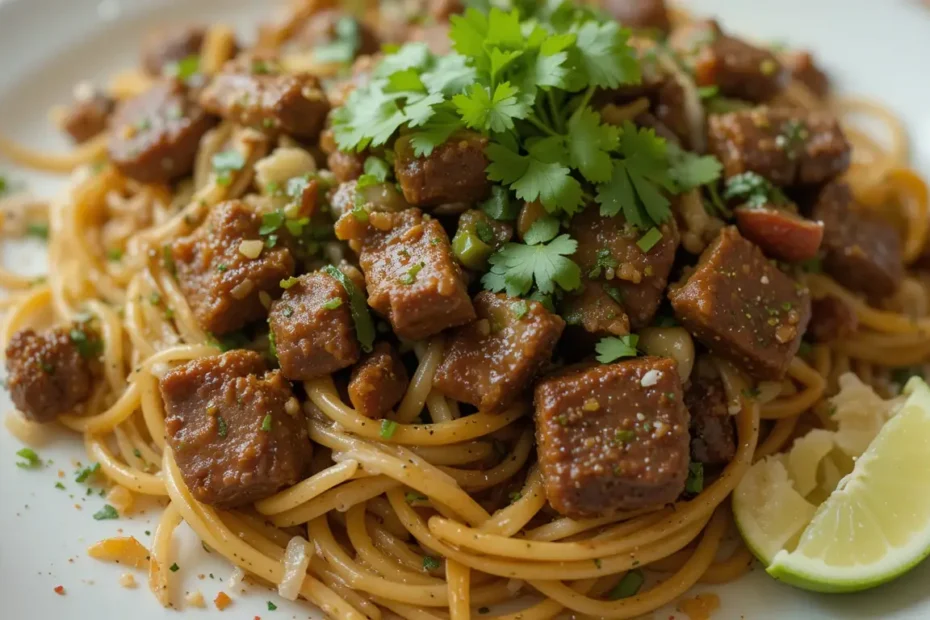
[185,591,206,608]
[107,485,134,514]
[238,239,264,259]
[87,535,150,569]
[119,573,137,589]
[640,369,662,387]
[214,591,233,610]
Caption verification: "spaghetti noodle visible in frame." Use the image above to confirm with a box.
[1,1,929,619]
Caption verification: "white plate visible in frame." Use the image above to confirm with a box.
[1,0,930,618]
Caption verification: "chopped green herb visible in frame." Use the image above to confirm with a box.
[685,462,704,494]
[260,210,286,236]
[280,276,299,289]
[322,297,343,310]
[267,601,278,611]
[595,334,639,364]
[510,300,529,319]
[169,562,180,572]
[55,482,66,490]
[164,55,200,81]
[588,248,618,279]
[106,248,123,261]
[697,85,719,99]
[400,262,425,285]
[212,150,246,186]
[615,429,635,444]
[422,555,441,571]
[93,505,119,520]
[608,569,644,599]
[69,328,102,359]
[75,462,100,483]
[261,414,273,432]
[216,264,228,273]
[480,186,518,221]
[405,492,428,503]
[483,234,581,298]
[636,227,663,253]
[508,491,522,504]
[133,449,142,459]
[322,265,375,353]
[723,171,789,208]
[217,416,228,438]
[15,447,41,469]
[380,419,398,440]
[26,223,49,240]
[604,286,624,306]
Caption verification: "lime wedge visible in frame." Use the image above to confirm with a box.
[739,377,930,593]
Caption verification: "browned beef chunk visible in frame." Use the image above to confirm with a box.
[297,10,380,57]
[433,292,564,412]
[394,132,490,208]
[669,20,787,103]
[808,296,858,343]
[602,0,671,34]
[108,80,215,184]
[535,357,690,517]
[781,50,829,99]
[141,25,205,76]
[685,364,736,464]
[707,107,850,187]
[348,342,409,419]
[199,58,329,140]
[561,280,631,339]
[811,182,904,300]
[268,271,360,380]
[172,200,295,335]
[4,327,95,423]
[734,205,823,262]
[161,350,310,508]
[669,227,811,380]
[62,89,114,144]
[328,150,366,183]
[351,208,475,340]
[569,207,679,330]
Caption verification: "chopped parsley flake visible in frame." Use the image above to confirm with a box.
[26,223,49,240]
[380,419,398,439]
[422,556,441,571]
[322,297,343,310]
[212,150,246,186]
[267,601,278,611]
[260,414,273,432]
[685,462,704,494]
[217,416,228,438]
[75,462,100,483]
[636,227,663,253]
[401,262,425,285]
[595,334,639,364]
[15,447,41,469]
[93,505,119,520]
[169,562,180,572]
[69,328,102,359]
[280,276,299,289]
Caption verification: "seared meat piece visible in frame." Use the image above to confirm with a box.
[433,292,565,413]
[734,205,823,262]
[62,88,114,144]
[569,207,680,330]
[350,208,475,340]
[297,10,380,57]
[535,357,690,517]
[199,57,330,140]
[394,132,490,208]
[161,350,311,508]
[808,296,859,343]
[327,150,366,183]
[669,19,787,102]
[348,342,409,419]
[108,80,216,184]
[602,0,671,34]
[669,227,811,381]
[172,200,295,335]
[141,25,205,76]
[561,280,631,338]
[268,271,360,381]
[707,107,850,187]
[5,327,95,423]
[781,50,829,99]
[811,182,904,300]
[685,365,736,464]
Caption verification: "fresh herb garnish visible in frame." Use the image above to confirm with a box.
[26,223,49,240]
[212,150,246,186]
[75,462,100,483]
[595,334,639,363]
[482,217,581,297]
[322,265,375,353]
[723,171,789,208]
[93,505,119,520]
[685,462,704,494]
[260,414,272,432]
[15,448,41,469]
[380,419,398,440]
[217,416,228,438]
[422,556,441,571]
[164,55,200,82]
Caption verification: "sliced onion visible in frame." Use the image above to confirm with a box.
[226,566,245,590]
[278,536,312,601]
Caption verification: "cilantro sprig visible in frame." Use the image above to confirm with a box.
[481,218,581,297]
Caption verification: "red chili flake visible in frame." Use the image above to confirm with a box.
[54,585,65,595]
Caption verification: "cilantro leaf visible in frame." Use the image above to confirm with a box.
[523,216,560,245]
[595,334,640,363]
[482,234,581,296]
[723,171,789,208]
[422,54,477,96]
[407,110,464,157]
[480,186,519,221]
[566,106,619,183]
[454,82,529,133]
[567,21,640,90]
[374,43,431,77]
[487,139,583,215]
[667,145,722,192]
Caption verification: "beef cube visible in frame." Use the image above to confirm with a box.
[811,182,904,300]
[433,292,565,412]
[172,200,296,335]
[707,107,850,187]
[781,50,829,99]
[199,57,330,140]
[62,87,114,144]
[535,357,690,517]
[269,271,360,380]
[161,350,311,508]
[141,25,205,76]
[669,227,811,380]
[109,80,216,184]
[734,205,823,263]
[561,280,631,338]
[4,327,95,423]
[808,296,858,343]
[669,20,787,103]
[348,342,409,418]
[684,364,736,464]
[602,0,671,34]
[394,132,490,208]
[569,207,680,330]
[356,208,475,340]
